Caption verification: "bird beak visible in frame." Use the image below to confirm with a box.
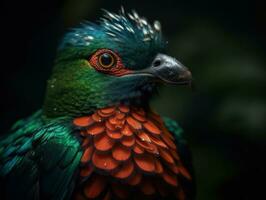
[133,53,192,85]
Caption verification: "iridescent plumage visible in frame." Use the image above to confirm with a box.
[0,8,194,200]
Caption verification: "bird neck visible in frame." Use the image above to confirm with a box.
[43,86,153,119]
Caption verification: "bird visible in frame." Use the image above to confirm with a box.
[0,8,195,200]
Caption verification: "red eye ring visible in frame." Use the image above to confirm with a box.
[88,49,132,76]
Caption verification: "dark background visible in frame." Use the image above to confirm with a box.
[1,0,266,199]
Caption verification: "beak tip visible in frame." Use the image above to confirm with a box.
[178,69,193,83]
[184,70,192,80]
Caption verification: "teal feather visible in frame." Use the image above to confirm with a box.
[59,9,165,70]
[163,116,184,139]
[5,156,39,199]
[0,111,82,200]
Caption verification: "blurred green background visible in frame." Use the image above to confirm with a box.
[1,0,266,199]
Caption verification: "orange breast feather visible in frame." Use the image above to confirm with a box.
[73,105,191,200]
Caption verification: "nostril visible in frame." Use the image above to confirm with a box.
[153,59,161,67]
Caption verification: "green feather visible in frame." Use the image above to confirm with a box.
[0,111,82,200]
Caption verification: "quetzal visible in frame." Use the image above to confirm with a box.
[0,8,195,200]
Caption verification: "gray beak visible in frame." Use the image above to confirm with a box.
[134,53,192,85]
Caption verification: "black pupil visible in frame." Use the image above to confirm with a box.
[100,53,113,66]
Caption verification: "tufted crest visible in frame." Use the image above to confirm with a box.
[59,8,165,54]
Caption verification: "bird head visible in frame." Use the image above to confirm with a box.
[43,8,192,118]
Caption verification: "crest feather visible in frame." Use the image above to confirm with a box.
[60,8,164,50]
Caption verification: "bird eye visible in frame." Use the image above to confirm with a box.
[89,49,131,76]
[98,52,116,68]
